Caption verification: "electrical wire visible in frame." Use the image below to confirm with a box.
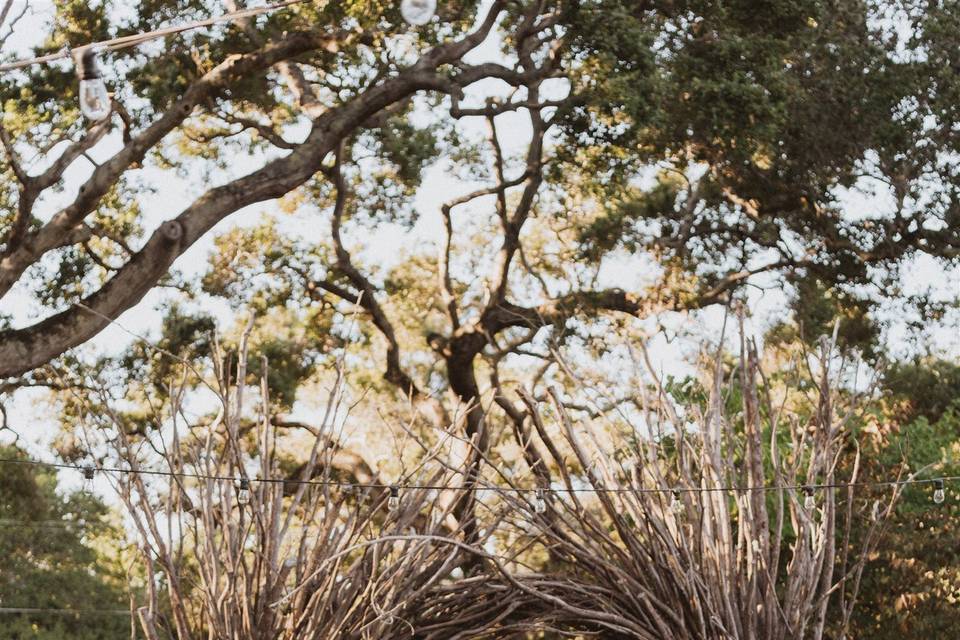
[0,456,951,496]
[0,457,947,617]
[0,518,89,528]
[0,0,310,73]
[0,607,130,616]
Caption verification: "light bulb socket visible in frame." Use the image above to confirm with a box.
[73,47,103,81]
[83,466,95,480]
[934,479,945,491]
[803,485,814,498]
[238,478,250,491]
[390,486,399,498]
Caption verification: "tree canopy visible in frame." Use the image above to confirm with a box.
[0,0,956,386]
[0,1,958,637]
[0,445,129,639]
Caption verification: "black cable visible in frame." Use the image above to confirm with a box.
[0,607,129,616]
[0,456,951,496]
[0,0,309,73]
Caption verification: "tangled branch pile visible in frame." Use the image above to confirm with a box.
[62,324,903,640]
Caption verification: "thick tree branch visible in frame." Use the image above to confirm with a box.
[434,11,559,449]
[0,28,354,298]
[0,3,506,379]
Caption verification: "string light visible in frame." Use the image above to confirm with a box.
[388,486,400,511]
[803,486,816,510]
[933,479,946,505]
[400,0,436,25]
[82,465,96,493]
[670,490,684,515]
[0,0,311,74]
[0,0,442,76]
[237,478,251,505]
[0,518,88,529]
[72,47,111,121]
[0,457,953,499]
[533,489,547,514]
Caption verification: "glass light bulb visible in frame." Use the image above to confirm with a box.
[82,466,95,493]
[74,47,111,121]
[670,491,684,515]
[934,480,946,504]
[400,0,436,25]
[237,479,250,506]
[79,78,110,121]
[388,486,400,510]
[533,489,547,514]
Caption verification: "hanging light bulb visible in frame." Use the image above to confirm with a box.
[72,47,111,121]
[933,479,946,505]
[670,490,684,516]
[533,488,547,514]
[387,486,400,511]
[400,0,436,25]
[82,466,95,493]
[803,486,816,510]
[237,478,251,506]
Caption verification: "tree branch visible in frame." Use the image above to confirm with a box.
[0,28,356,298]
[0,3,507,379]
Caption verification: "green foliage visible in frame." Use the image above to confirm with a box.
[119,302,216,392]
[764,276,880,358]
[563,0,959,313]
[883,360,960,424]
[0,445,129,639]
[370,117,438,188]
[844,362,960,638]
